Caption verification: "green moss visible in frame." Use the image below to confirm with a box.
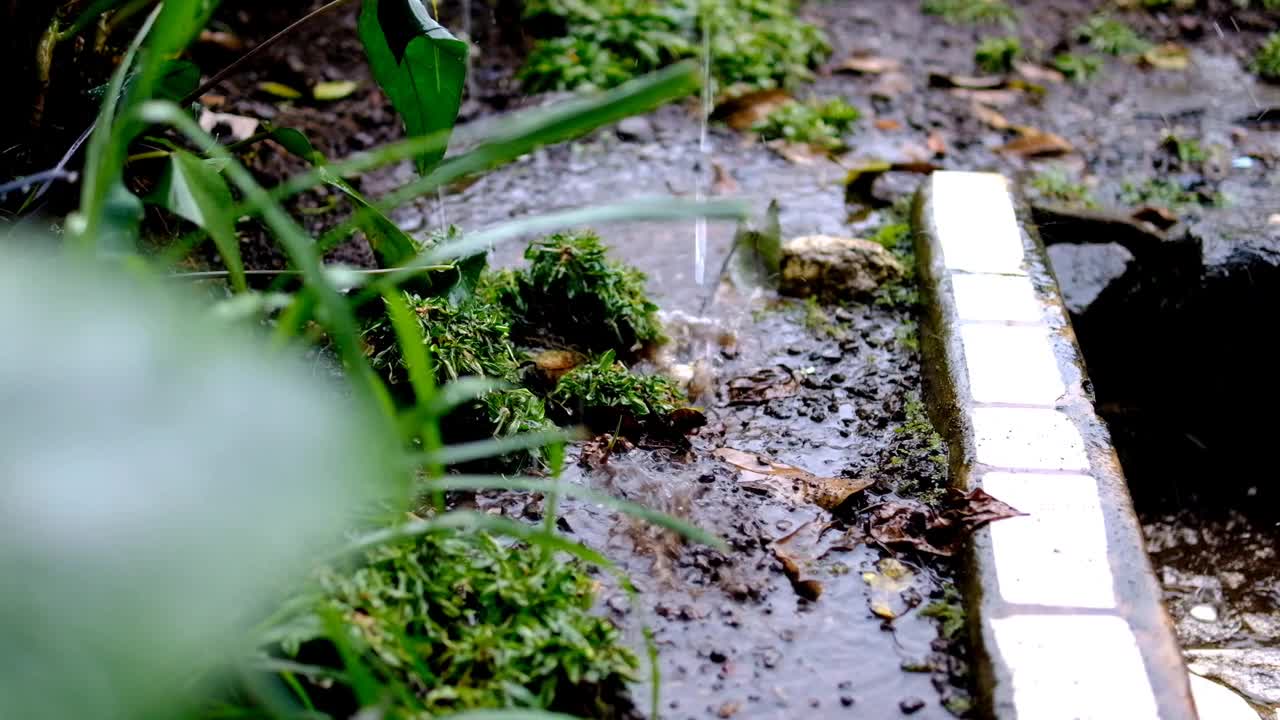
[869,204,921,308]
[519,0,830,93]
[801,296,848,340]
[549,350,684,433]
[1029,168,1097,207]
[365,293,519,386]
[499,231,665,355]
[1161,132,1206,166]
[1075,15,1150,56]
[921,0,1018,26]
[752,97,860,151]
[1119,177,1214,209]
[895,320,920,353]
[974,36,1021,73]
[890,395,948,503]
[310,532,638,716]
[1253,32,1280,82]
[1052,52,1103,82]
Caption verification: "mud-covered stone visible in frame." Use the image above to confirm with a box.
[779,235,905,301]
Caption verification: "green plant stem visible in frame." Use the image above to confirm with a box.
[182,0,356,104]
[125,149,170,163]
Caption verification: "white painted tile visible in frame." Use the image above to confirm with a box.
[931,172,1026,275]
[950,273,1044,323]
[971,407,1089,471]
[961,324,1066,406]
[981,472,1116,609]
[992,615,1160,719]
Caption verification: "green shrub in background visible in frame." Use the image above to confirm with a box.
[520,0,830,93]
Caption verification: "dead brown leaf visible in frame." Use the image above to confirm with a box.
[862,557,914,619]
[845,160,939,208]
[929,72,1007,90]
[713,447,875,511]
[1131,205,1179,230]
[874,118,903,131]
[870,72,913,100]
[578,433,634,469]
[1014,62,1065,85]
[949,88,1021,107]
[727,366,798,405]
[712,160,738,195]
[771,518,846,600]
[1142,42,1190,71]
[926,131,948,156]
[711,89,793,131]
[766,139,831,165]
[971,102,1010,130]
[533,349,585,382]
[998,126,1074,158]
[862,488,1024,556]
[834,55,902,75]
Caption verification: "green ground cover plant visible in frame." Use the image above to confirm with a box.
[519,0,830,94]
[752,97,861,151]
[0,2,741,718]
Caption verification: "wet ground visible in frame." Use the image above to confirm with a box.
[144,0,1280,715]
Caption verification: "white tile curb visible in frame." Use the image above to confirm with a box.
[912,172,1197,719]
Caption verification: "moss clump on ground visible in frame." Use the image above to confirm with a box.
[1074,15,1150,56]
[974,36,1021,73]
[869,202,922,308]
[752,97,861,151]
[496,231,665,355]
[1029,168,1097,207]
[1052,52,1103,82]
[888,395,949,503]
[519,0,829,93]
[921,0,1018,26]
[549,350,686,433]
[308,532,638,717]
[1253,32,1280,82]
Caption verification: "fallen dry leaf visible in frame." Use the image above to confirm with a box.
[862,488,1024,556]
[1142,42,1191,71]
[713,447,875,511]
[949,88,1021,107]
[533,349,585,382]
[1014,62,1065,85]
[870,72,913,100]
[834,55,902,75]
[711,160,738,195]
[1131,205,1179,231]
[198,29,245,52]
[711,88,793,131]
[929,72,1007,90]
[727,366,798,405]
[577,433,634,469]
[766,139,832,165]
[998,126,1074,158]
[971,102,1010,130]
[874,118,903,131]
[845,160,939,208]
[926,131,948,156]
[863,557,915,619]
[198,111,260,142]
[771,518,847,600]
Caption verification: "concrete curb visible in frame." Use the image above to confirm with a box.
[910,172,1197,719]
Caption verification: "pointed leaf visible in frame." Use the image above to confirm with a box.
[149,150,245,291]
[358,0,468,174]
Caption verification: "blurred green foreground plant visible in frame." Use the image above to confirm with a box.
[1,1,739,719]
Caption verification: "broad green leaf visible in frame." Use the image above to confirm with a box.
[358,0,468,174]
[149,150,245,292]
[0,241,398,720]
[324,169,419,269]
[93,180,145,252]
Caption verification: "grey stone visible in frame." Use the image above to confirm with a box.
[1185,648,1280,705]
[779,235,905,301]
[616,116,656,142]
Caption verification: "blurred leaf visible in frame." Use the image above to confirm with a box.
[314,80,360,101]
[155,59,201,101]
[358,0,468,174]
[0,243,398,720]
[148,149,245,291]
[95,180,145,252]
[729,199,781,288]
[258,80,303,100]
[267,126,327,164]
[63,0,140,39]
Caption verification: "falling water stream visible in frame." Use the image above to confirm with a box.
[693,7,713,285]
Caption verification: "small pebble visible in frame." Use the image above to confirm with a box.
[899,697,926,714]
[709,650,728,663]
[1190,604,1219,623]
[840,696,855,707]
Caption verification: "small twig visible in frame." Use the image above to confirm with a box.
[182,0,356,104]
[0,168,78,200]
